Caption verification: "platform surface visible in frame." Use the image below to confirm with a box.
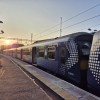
[1,54,100,100]
[0,56,52,100]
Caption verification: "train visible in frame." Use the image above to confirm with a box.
[88,30,100,96]
[3,32,96,93]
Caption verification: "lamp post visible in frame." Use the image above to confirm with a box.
[0,21,4,34]
[60,17,62,37]
[0,20,3,53]
[31,33,33,44]
[0,30,4,34]
[0,21,3,23]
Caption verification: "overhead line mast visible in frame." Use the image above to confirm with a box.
[60,17,62,37]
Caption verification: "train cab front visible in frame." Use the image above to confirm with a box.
[76,33,93,89]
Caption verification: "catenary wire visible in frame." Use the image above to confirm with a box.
[81,23,100,31]
[34,3,100,37]
[35,14,100,39]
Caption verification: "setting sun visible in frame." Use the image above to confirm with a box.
[5,40,10,45]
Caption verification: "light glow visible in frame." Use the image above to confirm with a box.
[5,40,10,45]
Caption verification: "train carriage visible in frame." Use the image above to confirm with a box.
[3,32,93,87]
[10,48,17,57]
[8,49,13,56]
[32,32,93,85]
[88,31,100,96]
[21,46,32,63]
[16,47,22,59]
[3,49,10,55]
[3,48,15,56]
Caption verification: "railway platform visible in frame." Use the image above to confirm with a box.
[0,55,54,100]
[0,54,100,100]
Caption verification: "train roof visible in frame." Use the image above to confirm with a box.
[3,48,17,51]
[32,32,93,46]
[6,32,93,50]
[34,32,91,43]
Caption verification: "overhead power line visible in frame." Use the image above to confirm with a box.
[36,14,100,39]
[81,23,100,31]
[62,14,100,30]
[89,23,100,28]
[62,3,100,24]
[34,3,100,37]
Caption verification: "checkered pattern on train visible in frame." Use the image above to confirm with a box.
[89,39,100,85]
[66,39,79,70]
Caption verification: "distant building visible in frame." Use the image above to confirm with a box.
[10,43,24,48]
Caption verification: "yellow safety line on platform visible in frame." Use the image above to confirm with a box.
[0,68,5,78]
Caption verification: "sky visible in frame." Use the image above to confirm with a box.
[0,0,100,45]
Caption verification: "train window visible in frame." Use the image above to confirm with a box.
[48,46,55,59]
[17,50,21,54]
[81,46,88,55]
[78,41,91,55]
[29,48,32,55]
[23,48,32,55]
[38,46,45,57]
[23,49,30,55]
[61,47,66,65]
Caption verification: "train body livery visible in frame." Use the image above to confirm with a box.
[88,31,100,95]
[3,32,93,88]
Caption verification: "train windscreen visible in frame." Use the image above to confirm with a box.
[76,34,93,56]
[78,41,92,56]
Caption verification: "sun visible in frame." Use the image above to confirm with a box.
[5,40,10,45]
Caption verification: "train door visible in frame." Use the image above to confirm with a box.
[32,47,37,64]
[21,49,22,60]
[79,41,91,88]
[58,43,67,77]
[75,34,93,88]
[80,54,89,88]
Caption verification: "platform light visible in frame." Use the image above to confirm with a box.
[0,30,4,34]
[0,21,3,23]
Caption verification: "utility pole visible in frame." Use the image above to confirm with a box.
[31,33,33,44]
[60,17,62,37]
